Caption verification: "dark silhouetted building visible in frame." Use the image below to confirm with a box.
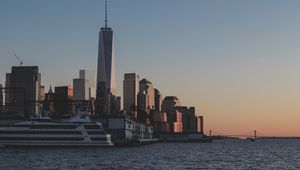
[5,66,41,118]
[138,79,155,111]
[151,111,169,137]
[44,86,55,115]
[0,84,3,109]
[137,78,155,123]
[161,96,181,123]
[95,5,116,116]
[40,85,45,101]
[123,73,139,118]
[161,96,181,112]
[178,106,196,133]
[161,96,183,133]
[5,73,11,107]
[115,96,121,113]
[54,86,73,118]
[154,89,162,111]
[197,115,204,134]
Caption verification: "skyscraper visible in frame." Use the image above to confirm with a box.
[6,66,41,118]
[0,84,3,109]
[161,96,183,132]
[5,73,11,106]
[96,0,116,116]
[73,70,95,101]
[154,88,162,111]
[54,86,73,118]
[161,96,181,113]
[138,79,155,111]
[123,73,140,118]
[44,86,55,114]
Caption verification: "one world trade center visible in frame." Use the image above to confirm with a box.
[96,0,117,116]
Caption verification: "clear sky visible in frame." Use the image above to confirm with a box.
[1,0,300,136]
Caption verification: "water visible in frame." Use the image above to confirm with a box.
[0,139,299,170]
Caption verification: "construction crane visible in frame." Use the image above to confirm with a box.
[14,54,23,66]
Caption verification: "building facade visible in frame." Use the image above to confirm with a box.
[197,115,204,134]
[0,84,3,109]
[95,13,116,116]
[5,66,41,118]
[40,85,45,101]
[115,96,121,113]
[5,73,11,107]
[108,115,154,142]
[154,88,162,111]
[161,96,181,112]
[177,106,196,133]
[54,86,73,118]
[44,86,55,115]
[150,111,169,137]
[138,79,155,111]
[161,96,188,133]
[73,70,95,101]
[123,73,140,118]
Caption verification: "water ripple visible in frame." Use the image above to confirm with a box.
[0,139,299,170]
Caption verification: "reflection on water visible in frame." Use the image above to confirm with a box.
[1,139,300,170]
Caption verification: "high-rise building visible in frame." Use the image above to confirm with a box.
[173,111,183,133]
[151,111,169,137]
[161,96,181,113]
[40,85,45,101]
[138,79,155,111]
[115,96,121,113]
[5,73,11,106]
[96,1,116,116]
[5,66,41,118]
[73,70,95,101]
[0,84,3,108]
[178,106,196,133]
[154,89,162,111]
[137,78,155,122]
[161,96,183,133]
[44,86,55,114]
[197,115,204,134]
[123,73,139,118]
[80,70,95,99]
[54,86,73,118]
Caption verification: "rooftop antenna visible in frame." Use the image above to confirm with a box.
[105,0,108,28]
[14,54,23,66]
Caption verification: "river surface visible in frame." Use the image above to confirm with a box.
[0,139,299,170]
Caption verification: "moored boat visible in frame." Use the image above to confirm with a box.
[0,114,113,148]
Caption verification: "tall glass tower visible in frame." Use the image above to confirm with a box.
[96,0,116,116]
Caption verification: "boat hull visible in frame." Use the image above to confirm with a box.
[1,141,113,148]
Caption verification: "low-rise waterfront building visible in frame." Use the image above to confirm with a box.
[108,115,154,142]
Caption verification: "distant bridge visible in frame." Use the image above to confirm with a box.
[208,130,261,139]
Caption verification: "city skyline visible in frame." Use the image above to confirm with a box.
[1,0,300,136]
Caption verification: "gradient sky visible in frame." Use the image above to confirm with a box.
[1,0,300,136]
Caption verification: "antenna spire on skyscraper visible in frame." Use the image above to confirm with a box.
[105,0,108,28]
